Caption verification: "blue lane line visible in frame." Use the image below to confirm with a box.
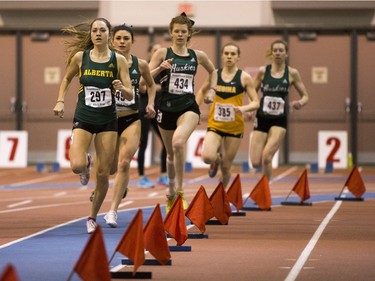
[1,175,375,190]
[266,192,375,206]
[0,207,156,281]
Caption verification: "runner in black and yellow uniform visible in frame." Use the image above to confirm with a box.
[148,13,217,212]
[102,24,156,228]
[53,18,133,234]
[197,43,259,188]
[250,39,309,180]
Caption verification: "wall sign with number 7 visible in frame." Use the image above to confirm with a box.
[0,131,28,168]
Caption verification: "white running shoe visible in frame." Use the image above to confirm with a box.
[86,218,97,234]
[104,211,118,228]
[80,153,92,186]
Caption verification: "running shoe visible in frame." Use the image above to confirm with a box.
[165,193,176,213]
[137,176,155,188]
[86,218,97,234]
[177,191,188,210]
[208,153,221,178]
[157,175,169,186]
[80,153,92,186]
[104,211,118,228]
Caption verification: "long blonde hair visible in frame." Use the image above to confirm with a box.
[62,18,112,65]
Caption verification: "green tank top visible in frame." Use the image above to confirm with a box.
[159,48,198,112]
[74,50,118,125]
[115,55,140,112]
[257,64,289,119]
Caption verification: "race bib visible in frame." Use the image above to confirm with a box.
[84,86,112,108]
[214,102,235,122]
[114,87,135,107]
[169,73,193,95]
[263,96,285,115]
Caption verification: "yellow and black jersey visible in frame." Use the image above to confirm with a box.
[207,69,245,135]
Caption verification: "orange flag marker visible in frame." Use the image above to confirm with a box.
[227,174,244,211]
[281,169,312,206]
[144,204,171,265]
[185,186,215,233]
[164,195,188,246]
[113,209,145,274]
[0,264,19,281]
[248,175,272,210]
[209,182,232,224]
[340,166,366,199]
[293,169,310,202]
[69,226,111,281]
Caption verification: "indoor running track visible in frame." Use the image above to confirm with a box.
[0,165,374,281]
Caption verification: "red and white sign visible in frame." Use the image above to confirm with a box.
[0,131,28,168]
[57,130,153,169]
[57,129,72,168]
[318,130,347,169]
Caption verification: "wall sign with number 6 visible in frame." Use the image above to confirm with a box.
[57,129,72,168]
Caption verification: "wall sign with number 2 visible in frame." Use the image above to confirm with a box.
[318,131,348,169]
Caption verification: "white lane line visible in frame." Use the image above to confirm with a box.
[7,200,32,208]
[0,201,90,214]
[5,172,73,187]
[185,174,209,184]
[271,166,299,183]
[148,192,159,198]
[284,200,343,281]
[0,217,84,249]
[110,264,126,272]
[0,205,157,249]
[118,201,133,209]
[242,166,298,200]
[53,192,67,197]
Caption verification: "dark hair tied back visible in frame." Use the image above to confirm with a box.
[180,12,195,26]
[112,23,135,42]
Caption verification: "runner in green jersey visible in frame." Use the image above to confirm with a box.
[53,18,133,234]
[148,12,217,212]
[102,24,156,228]
[250,39,309,180]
